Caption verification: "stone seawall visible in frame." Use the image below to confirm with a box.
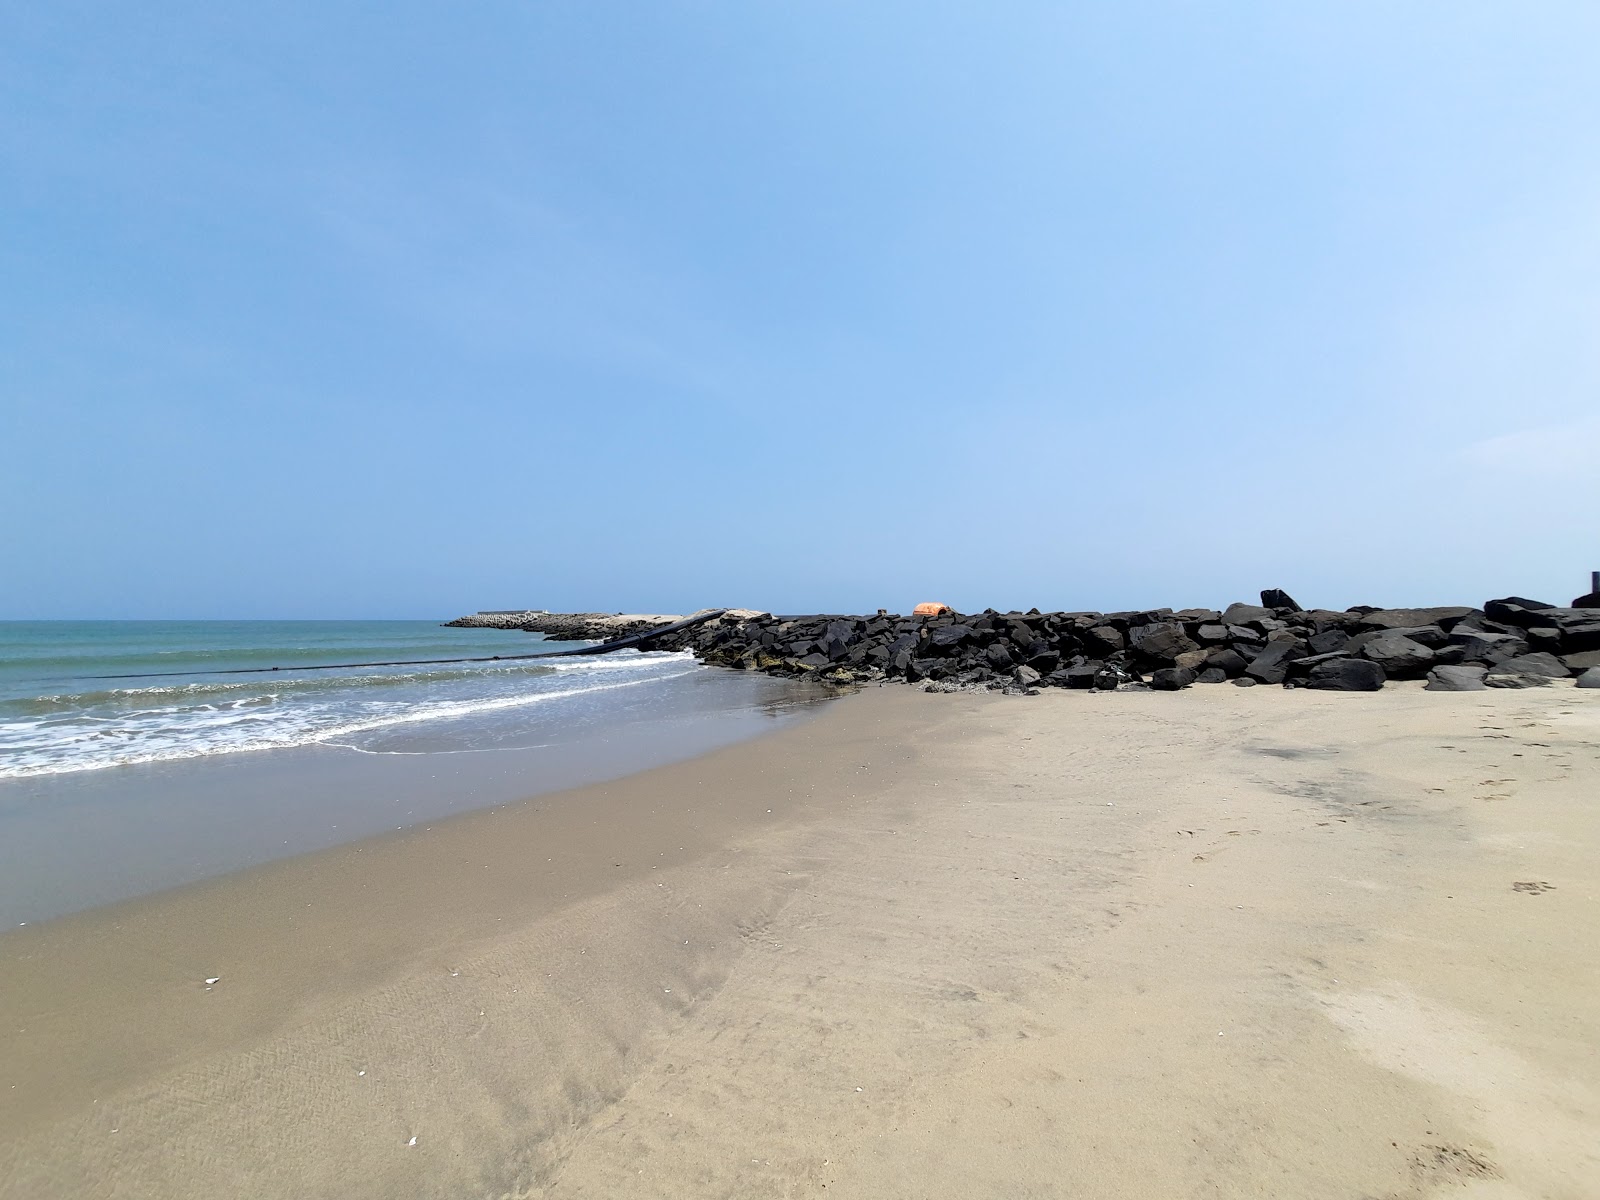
[444,612,682,640]
[645,591,1600,693]
[446,592,1600,693]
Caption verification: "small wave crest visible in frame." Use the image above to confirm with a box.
[0,651,699,779]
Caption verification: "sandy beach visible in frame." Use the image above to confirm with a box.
[2,682,1597,1199]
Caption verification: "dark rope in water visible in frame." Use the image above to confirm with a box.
[94,610,725,681]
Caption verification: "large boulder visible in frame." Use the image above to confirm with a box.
[1308,629,1351,655]
[1576,668,1600,688]
[1284,650,1351,676]
[1128,623,1200,664]
[1149,666,1197,690]
[1222,602,1276,628]
[1483,597,1555,627]
[1347,624,1449,650]
[1563,649,1600,674]
[1058,663,1100,689]
[1203,647,1249,677]
[1260,589,1301,611]
[822,620,856,661]
[928,624,975,651]
[1298,609,1361,632]
[1532,609,1600,652]
[1484,672,1550,689]
[1012,664,1042,688]
[1245,640,1301,685]
[1447,628,1528,665]
[1026,647,1062,674]
[1573,591,1600,610]
[1358,632,1436,679]
[984,641,1017,671]
[1305,658,1385,691]
[1083,625,1125,654]
[1426,664,1488,691]
[1356,607,1476,632]
[1488,652,1570,681]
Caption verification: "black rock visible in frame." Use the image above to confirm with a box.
[1232,676,1258,687]
[1563,649,1600,674]
[1026,648,1061,674]
[1012,664,1042,687]
[1149,666,1197,690]
[1531,609,1600,652]
[1092,666,1122,691]
[1425,664,1488,691]
[1297,609,1360,633]
[1356,607,1476,631]
[1483,597,1555,627]
[1244,641,1300,684]
[1307,629,1351,656]
[1484,672,1550,689]
[1358,632,1436,679]
[822,620,856,659]
[984,641,1017,670]
[1204,647,1249,677]
[1524,626,1563,654]
[1058,664,1099,689]
[1196,667,1228,684]
[1488,652,1569,680]
[1083,626,1125,654]
[1222,603,1275,628]
[1126,609,1174,627]
[1260,589,1301,611]
[1447,628,1528,665]
[1128,623,1200,664]
[1574,591,1600,610]
[1576,667,1600,688]
[928,624,975,651]
[1305,658,1385,691]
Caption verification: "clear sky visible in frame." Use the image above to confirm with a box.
[3,2,1597,618]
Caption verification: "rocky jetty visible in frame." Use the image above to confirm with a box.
[634,590,1600,694]
[445,611,683,640]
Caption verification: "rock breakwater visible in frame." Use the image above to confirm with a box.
[445,612,684,640]
[642,590,1600,694]
[446,590,1599,694]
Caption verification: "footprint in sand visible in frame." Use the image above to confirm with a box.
[1511,881,1555,895]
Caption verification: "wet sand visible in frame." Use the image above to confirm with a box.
[0,667,827,925]
[2,683,1597,1198]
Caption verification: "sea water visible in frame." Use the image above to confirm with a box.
[0,622,828,923]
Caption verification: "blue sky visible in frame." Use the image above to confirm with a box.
[3,2,1597,618]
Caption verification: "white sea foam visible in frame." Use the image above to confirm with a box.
[0,651,700,779]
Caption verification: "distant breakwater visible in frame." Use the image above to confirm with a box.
[446,591,1600,693]
[444,612,683,640]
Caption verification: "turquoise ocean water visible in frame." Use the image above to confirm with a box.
[0,622,825,923]
[0,621,710,778]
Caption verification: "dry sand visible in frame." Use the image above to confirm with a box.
[2,682,1597,1199]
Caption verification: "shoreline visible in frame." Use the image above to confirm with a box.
[0,658,830,926]
[3,683,1599,1197]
